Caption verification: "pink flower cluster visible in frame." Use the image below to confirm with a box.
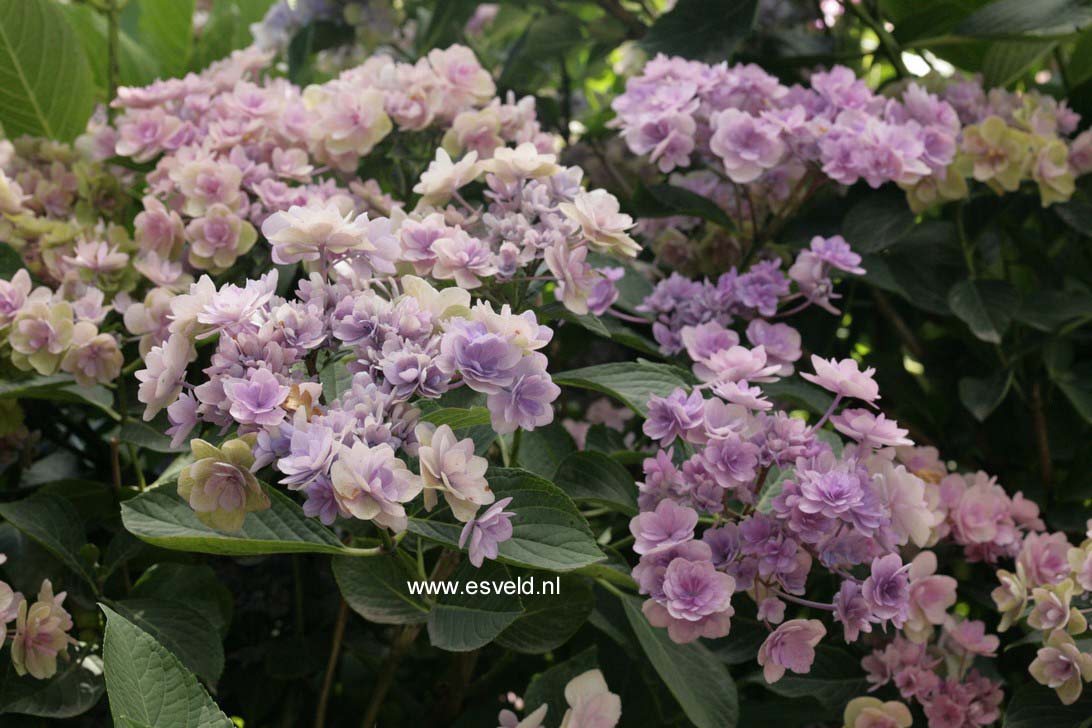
[863,632,1003,728]
[0,563,76,681]
[0,269,122,385]
[638,234,863,355]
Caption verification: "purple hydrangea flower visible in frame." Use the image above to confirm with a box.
[862,554,911,627]
[459,496,515,567]
[223,368,290,427]
[643,388,705,445]
[630,499,698,555]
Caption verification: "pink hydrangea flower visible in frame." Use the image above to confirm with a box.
[757,618,827,683]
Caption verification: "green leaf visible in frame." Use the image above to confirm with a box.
[958,369,1013,421]
[130,563,234,637]
[515,422,577,479]
[756,466,793,514]
[119,420,187,453]
[554,361,692,416]
[319,356,353,403]
[749,645,867,710]
[0,657,103,718]
[761,379,834,414]
[127,0,195,77]
[0,243,22,278]
[643,0,759,61]
[0,0,95,141]
[0,373,119,419]
[982,39,1055,86]
[0,493,96,590]
[553,451,638,515]
[121,484,351,556]
[632,182,735,229]
[523,646,599,719]
[426,561,524,651]
[1057,378,1092,424]
[59,4,161,91]
[1015,289,1092,331]
[1003,683,1092,727]
[842,189,916,253]
[408,467,606,572]
[191,0,276,72]
[1054,195,1092,235]
[496,574,593,654]
[100,605,232,728]
[537,300,613,338]
[332,553,430,625]
[621,594,739,728]
[956,0,1092,36]
[107,599,225,685]
[421,407,493,429]
[947,279,1019,343]
[287,20,355,85]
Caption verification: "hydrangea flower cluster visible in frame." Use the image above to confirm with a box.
[861,628,1005,727]
[984,518,1092,705]
[638,234,862,355]
[631,348,951,653]
[0,560,76,682]
[0,134,136,289]
[0,268,123,384]
[611,56,1092,271]
[136,261,557,539]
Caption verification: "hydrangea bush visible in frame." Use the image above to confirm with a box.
[0,0,1090,726]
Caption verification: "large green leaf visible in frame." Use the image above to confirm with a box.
[426,561,524,651]
[643,0,759,60]
[125,0,196,77]
[0,0,94,141]
[554,361,692,416]
[0,493,96,590]
[0,658,104,719]
[748,645,868,711]
[515,422,577,479]
[107,599,225,685]
[59,4,161,91]
[1003,683,1092,727]
[130,563,234,637]
[191,0,276,72]
[332,553,430,625]
[421,407,493,428]
[947,279,1019,343]
[981,39,1055,86]
[119,420,188,454]
[553,451,638,515]
[0,374,119,420]
[632,182,735,229]
[121,484,353,556]
[100,605,232,728]
[842,189,916,253]
[958,369,1013,421]
[407,467,606,572]
[621,595,739,728]
[956,0,1092,36]
[496,574,594,654]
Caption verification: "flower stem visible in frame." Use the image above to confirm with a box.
[313,598,349,728]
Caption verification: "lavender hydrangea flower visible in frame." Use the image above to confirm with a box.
[757,619,827,683]
[459,496,515,567]
[643,388,705,445]
[278,421,339,488]
[438,319,522,394]
[862,554,911,627]
[630,499,698,555]
[643,557,736,643]
[223,368,291,427]
[329,442,423,532]
[486,355,560,434]
[416,423,493,522]
[834,580,874,642]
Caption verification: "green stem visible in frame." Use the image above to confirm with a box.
[106,0,120,119]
